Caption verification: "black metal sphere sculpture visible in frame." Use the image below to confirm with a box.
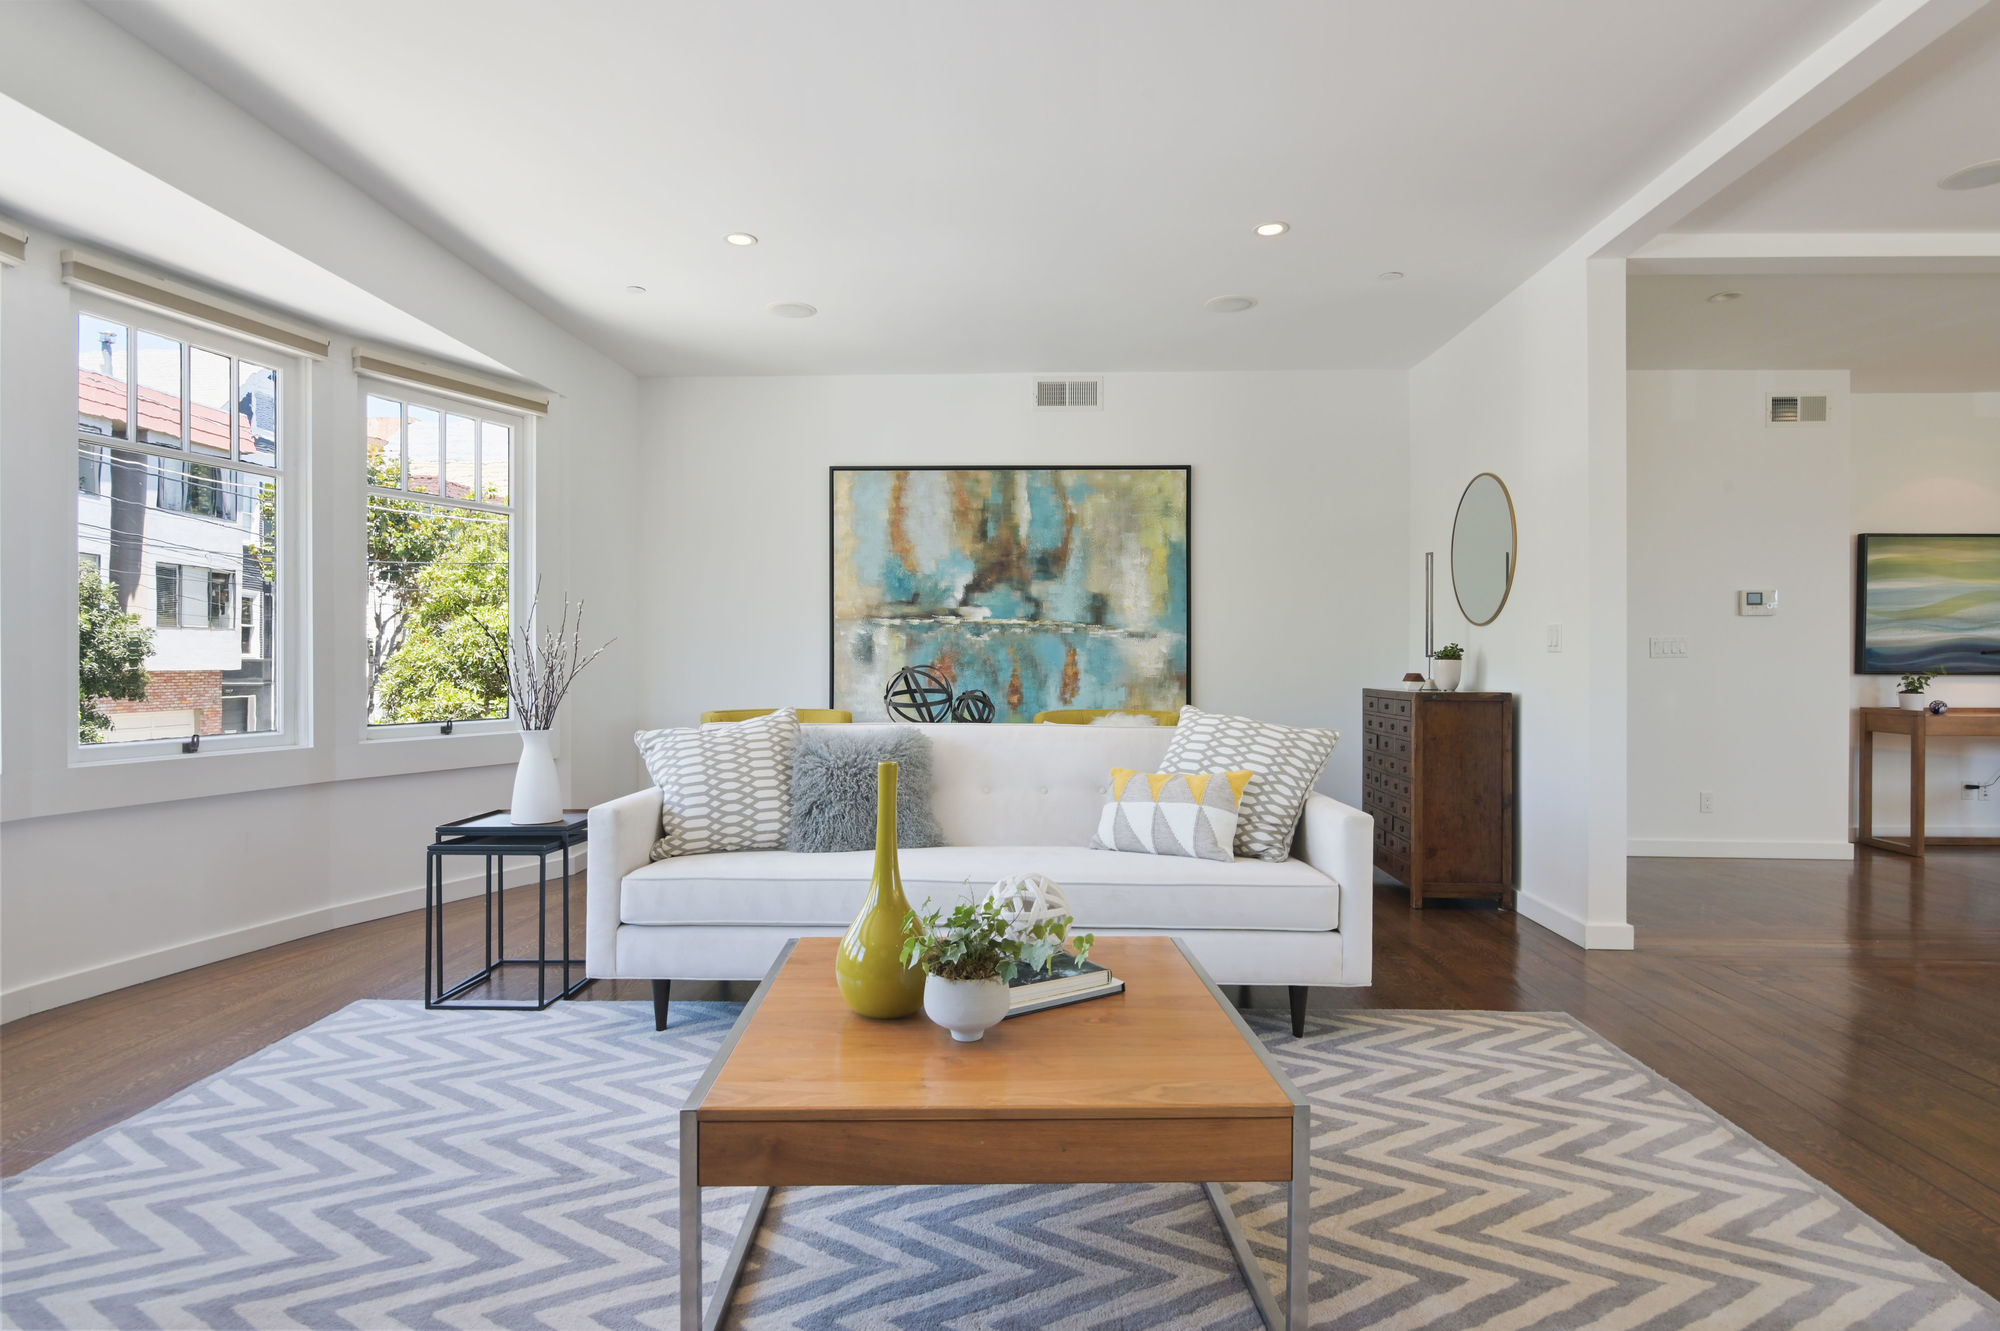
[951,689,995,723]
[884,664,954,722]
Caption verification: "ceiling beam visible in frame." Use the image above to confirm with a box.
[1630,231,2000,274]
[1577,0,1989,260]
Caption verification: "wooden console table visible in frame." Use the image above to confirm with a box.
[1856,706,2000,857]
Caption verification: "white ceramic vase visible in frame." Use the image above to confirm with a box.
[1431,659,1463,692]
[923,975,1010,1042]
[509,729,562,823]
[1898,691,1928,712]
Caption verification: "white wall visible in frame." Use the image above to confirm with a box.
[1627,381,1999,851]
[0,5,643,1021]
[1627,370,1855,857]
[637,371,1409,810]
[1408,254,1633,949]
[1849,392,2000,836]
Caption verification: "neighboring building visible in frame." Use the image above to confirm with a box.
[77,367,273,741]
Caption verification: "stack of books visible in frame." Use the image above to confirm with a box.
[1006,952,1123,1017]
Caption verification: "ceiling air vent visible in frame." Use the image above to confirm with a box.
[1768,394,1828,425]
[1035,378,1102,410]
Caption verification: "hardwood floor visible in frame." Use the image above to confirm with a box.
[3,848,1996,1295]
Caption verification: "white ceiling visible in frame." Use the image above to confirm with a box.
[1676,1,2000,234]
[94,0,1886,377]
[1627,273,2000,392]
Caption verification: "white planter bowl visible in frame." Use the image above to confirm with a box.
[1898,692,1928,712]
[923,975,1010,1042]
[1430,659,1463,692]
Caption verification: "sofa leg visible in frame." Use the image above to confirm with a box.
[1288,985,1308,1038]
[652,980,671,1032]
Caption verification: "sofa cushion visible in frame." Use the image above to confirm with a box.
[1092,768,1251,862]
[1162,706,1339,862]
[620,845,1339,932]
[787,727,944,852]
[635,708,799,858]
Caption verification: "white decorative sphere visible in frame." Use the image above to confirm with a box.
[986,872,1071,936]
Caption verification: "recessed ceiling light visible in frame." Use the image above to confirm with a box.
[1204,295,1258,314]
[625,284,648,294]
[1377,271,1405,281]
[726,233,759,246]
[1938,159,2000,191]
[1707,290,1743,303]
[1255,221,1289,237]
[768,301,817,319]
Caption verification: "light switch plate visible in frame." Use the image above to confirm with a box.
[1648,636,1689,658]
[1546,624,1562,653]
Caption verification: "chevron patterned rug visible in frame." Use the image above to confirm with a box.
[4,1002,1996,1331]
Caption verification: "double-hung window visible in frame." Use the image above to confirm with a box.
[362,385,519,730]
[74,309,290,750]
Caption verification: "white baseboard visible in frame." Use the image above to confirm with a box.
[1514,890,1635,951]
[1628,838,1855,860]
[0,850,585,1025]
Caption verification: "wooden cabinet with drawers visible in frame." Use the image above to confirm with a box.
[1361,688,1514,909]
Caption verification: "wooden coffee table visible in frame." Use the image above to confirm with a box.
[678,936,1310,1330]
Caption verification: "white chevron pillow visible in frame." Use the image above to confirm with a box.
[1160,706,1339,862]
[635,708,800,859]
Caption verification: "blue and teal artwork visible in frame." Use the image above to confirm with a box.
[1855,533,2000,674]
[832,468,1190,721]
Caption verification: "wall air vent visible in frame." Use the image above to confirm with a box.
[1035,378,1102,410]
[1768,394,1828,425]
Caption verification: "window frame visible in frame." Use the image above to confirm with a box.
[69,297,306,766]
[358,376,526,742]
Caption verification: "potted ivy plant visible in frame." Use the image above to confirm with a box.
[1430,642,1465,692]
[1898,669,1941,711]
[901,897,1092,1042]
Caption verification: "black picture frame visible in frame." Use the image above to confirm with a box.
[828,465,1193,717]
[1854,532,2000,675]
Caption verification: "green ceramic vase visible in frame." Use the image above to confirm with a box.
[835,760,927,1018]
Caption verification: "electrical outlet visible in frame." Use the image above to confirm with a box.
[1546,624,1563,653]
[1982,786,1994,803]
[1966,786,1980,801]
[1648,636,1689,659]
[1699,791,1715,814]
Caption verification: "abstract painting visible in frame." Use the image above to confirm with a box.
[832,467,1190,721]
[1855,533,2000,674]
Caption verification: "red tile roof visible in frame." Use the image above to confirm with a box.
[78,371,233,453]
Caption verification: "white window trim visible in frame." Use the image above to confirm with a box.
[68,295,311,767]
[357,375,532,744]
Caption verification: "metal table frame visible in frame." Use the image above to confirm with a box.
[677,937,1311,1331]
[424,811,592,1011]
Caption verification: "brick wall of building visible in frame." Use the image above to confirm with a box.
[102,670,224,735]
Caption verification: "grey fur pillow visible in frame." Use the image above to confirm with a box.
[787,729,945,853]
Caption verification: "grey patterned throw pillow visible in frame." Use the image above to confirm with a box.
[1159,706,1339,862]
[635,708,800,858]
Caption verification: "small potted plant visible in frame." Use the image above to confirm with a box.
[901,897,1092,1042]
[1430,642,1465,692]
[1897,669,1942,711]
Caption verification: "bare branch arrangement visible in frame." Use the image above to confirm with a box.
[480,586,613,731]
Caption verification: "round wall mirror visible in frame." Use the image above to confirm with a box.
[1451,472,1516,626]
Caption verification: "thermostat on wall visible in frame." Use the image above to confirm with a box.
[1738,590,1778,617]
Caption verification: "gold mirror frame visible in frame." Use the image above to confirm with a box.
[1451,472,1518,627]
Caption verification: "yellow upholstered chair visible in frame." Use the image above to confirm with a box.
[701,708,853,724]
[1032,708,1180,726]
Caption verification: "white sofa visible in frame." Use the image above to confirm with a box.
[588,722,1372,1035]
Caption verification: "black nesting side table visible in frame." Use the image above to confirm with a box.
[426,810,593,1010]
